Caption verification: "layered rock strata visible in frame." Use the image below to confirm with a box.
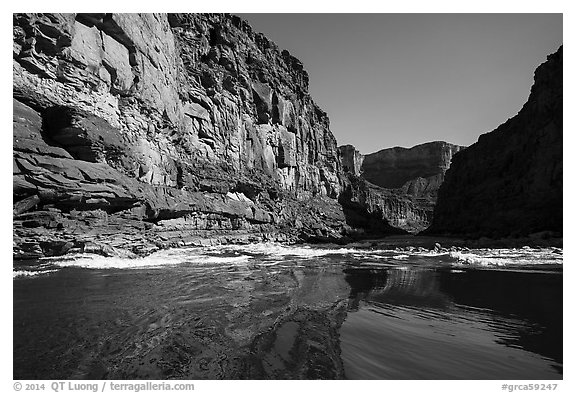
[338,142,463,233]
[428,47,562,238]
[338,175,422,235]
[361,142,464,194]
[13,13,352,259]
[339,144,364,176]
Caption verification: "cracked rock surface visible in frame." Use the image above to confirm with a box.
[13,13,360,258]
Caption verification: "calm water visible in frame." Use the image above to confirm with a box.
[13,243,562,379]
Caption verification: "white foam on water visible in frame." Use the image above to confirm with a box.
[13,269,59,278]
[41,248,253,270]
[16,242,561,277]
[413,251,450,257]
[448,248,562,266]
[214,242,380,258]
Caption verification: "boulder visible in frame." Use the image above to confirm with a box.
[13,195,40,216]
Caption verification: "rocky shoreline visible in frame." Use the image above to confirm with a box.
[14,212,562,262]
[13,194,356,261]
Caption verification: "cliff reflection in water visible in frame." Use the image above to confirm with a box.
[341,265,562,379]
[345,267,451,311]
[13,259,351,380]
[13,247,562,380]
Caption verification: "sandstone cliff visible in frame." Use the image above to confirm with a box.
[427,46,562,238]
[338,141,464,233]
[362,142,465,197]
[339,144,364,176]
[13,13,352,259]
[338,174,426,235]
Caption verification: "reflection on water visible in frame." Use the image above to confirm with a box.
[341,266,562,379]
[345,268,451,310]
[13,245,562,379]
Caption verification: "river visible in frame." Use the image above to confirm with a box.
[13,243,562,379]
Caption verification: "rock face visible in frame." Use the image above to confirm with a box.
[361,142,465,197]
[428,47,562,238]
[13,13,352,259]
[338,175,425,235]
[338,141,464,233]
[339,145,364,176]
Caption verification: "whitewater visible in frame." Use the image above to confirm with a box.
[13,242,563,278]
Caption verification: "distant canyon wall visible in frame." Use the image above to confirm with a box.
[361,142,465,193]
[339,142,464,233]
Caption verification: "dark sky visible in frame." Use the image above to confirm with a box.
[239,14,562,154]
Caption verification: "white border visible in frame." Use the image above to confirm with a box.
[2,2,572,392]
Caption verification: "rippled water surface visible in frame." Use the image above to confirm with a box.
[13,243,562,379]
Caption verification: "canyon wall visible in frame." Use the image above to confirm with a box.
[14,13,558,254]
[362,142,464,193]
[339,144,364,176]
[427,47,562,238]
[13,13,353,259]
[339,142,464,233]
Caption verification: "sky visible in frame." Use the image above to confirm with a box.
[239,14,562,154]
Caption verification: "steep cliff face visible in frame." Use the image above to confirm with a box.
[13,13,348,259]
[428,47,562,238]
[338,141,463,233]
[362,142,465,196]
[339,144,364,176]
[338,175,427,234]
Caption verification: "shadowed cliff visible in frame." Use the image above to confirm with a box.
[427,46,562,238]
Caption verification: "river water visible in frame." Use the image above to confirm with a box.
[13,243,562,379]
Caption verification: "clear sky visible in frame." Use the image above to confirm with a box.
[239,14,562,154]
